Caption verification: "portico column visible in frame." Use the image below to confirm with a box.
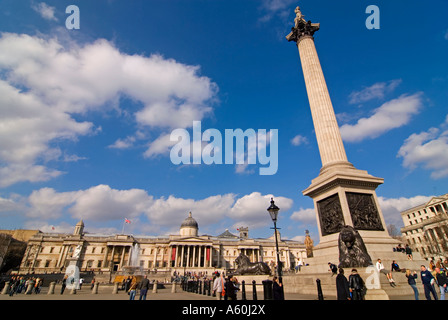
[198,246,202,267]
[180,245,185,267]
[187,246,191,267]
[174,245,179,267]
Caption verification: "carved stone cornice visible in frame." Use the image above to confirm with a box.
[286,19,320,43]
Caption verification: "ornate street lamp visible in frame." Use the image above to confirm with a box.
[267,198,282,277]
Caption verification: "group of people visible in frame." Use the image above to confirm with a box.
[2,276,43,296]
[211,272,284,300]
[125,275,154,300]
[406,259,447,300]
[333,256,448,300]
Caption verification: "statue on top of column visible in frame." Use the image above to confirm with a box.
[294,6,306,28]
[286,5,320,43]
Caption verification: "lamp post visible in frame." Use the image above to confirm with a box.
[267,198,282,278]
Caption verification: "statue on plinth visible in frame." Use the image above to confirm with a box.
[233,254,271,275]
[338,226,373,268]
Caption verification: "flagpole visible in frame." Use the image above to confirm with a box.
[121,219,125,234]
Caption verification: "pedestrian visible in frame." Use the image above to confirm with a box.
[376,258,396,286]
[224,275,238,300]
[405,244,413,260]
[60,275,68,295]
[420,265,438,300]
[90,277,95,290]
[434,267,447,300]
[212,272,224,300]
[128,280,138,300]
[405,269,419,300]
[138,275,150,300]
[125,276,132,293]
[272,276,284,300]
[336,268,351,300]
[328,262,337,276]
[349,268,365,300]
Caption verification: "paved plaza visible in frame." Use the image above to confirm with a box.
[0,283,421,301]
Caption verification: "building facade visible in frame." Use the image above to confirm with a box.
[18,213,307,275]
[400,193,448,260]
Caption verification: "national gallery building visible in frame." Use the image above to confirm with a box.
[18,212,308,275]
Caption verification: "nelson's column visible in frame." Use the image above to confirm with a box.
[286,6,414,269]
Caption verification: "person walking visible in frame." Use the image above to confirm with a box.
[224,275,238,300]
[336,268,351,300]
[212,272,224,300]
[138,275,150,300]
[60,275,68,295]
[272,276,284,300]
[405,244,413,260]
[349,269,365,300]
[128,280,138,300]
[420,265,438,300]
[405,269,419,300]
[434,267,447,300]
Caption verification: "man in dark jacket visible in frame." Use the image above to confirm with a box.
[224,275,238,300]
[435,267,447,300]
[138,275,151,300]
[420,265,438,300]
[349,269,365,300]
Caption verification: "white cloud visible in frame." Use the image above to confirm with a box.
[0,33,217,186]
[340,93,423,142]
[229,192,293,228]
[290,207,316,223]
[146,194,236,229]
[378,195,433,226]
[259,0,296,22]
[31,2,58,21]
[348,79,402,104]
[291,134,308,146]
[23,186,293,234]
[397,116,448,178]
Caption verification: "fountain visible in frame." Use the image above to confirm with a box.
[122,243,143,275]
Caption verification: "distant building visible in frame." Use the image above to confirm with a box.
[0,229,40,273]
[18,212,307,275]
[400,193,448,260]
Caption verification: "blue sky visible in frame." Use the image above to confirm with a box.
[0,0,447,244]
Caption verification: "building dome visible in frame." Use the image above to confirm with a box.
[180,212,198,237]
[181,212,198,228]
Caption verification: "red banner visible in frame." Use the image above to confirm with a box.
[171,247,176,261]
[206,247,210,261]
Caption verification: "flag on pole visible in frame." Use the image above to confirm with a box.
[125,218,131,224]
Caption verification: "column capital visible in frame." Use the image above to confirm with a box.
[286,6,320,43]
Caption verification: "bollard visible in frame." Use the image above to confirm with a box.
[198,280,202,294]
[171,282,177,293]
[262,280,273,300]
[112,282,119,294]
[152,280,158,293]
[208,280,212,296]
[26,283,34,295]
[1,282,10,295]
[316,279,324,300]
[252,280,257,300]
[241,280,246,300]
[203,280,207,295]
[48,282,56,295]
[92,282,99,294]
